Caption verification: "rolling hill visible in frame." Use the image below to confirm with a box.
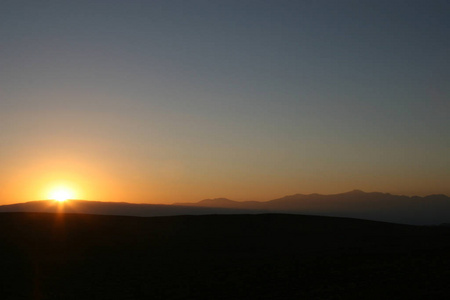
[1,190,449,224]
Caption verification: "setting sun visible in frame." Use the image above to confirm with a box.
[48,187,76,202]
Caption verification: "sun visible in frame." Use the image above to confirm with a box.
[48,187,75,202]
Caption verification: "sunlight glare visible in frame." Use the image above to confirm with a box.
[48,187,75,202]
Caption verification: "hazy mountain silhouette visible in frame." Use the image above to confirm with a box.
[175,190,450,225]
[1,190,449,224]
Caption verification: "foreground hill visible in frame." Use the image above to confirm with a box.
[0,212,450,299]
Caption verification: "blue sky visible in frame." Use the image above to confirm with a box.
[1,1,449,203]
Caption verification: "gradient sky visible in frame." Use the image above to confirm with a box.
[1,0,449,204]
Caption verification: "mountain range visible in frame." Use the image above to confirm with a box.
[176,190,450,225]
[1,190,449,225]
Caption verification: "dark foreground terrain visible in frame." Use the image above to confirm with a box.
[1,213,450,299]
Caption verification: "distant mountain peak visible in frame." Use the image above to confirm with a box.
[199,198,235,203]
[347,189,366,194]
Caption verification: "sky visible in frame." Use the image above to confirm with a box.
[1,0,449,204]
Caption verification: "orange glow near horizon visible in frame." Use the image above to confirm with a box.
[0,156,127,204]
[2,153,447,207]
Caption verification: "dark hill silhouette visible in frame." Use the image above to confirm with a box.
[0,199,260,216]
[1,190,449,224]
[1,212,450,299]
